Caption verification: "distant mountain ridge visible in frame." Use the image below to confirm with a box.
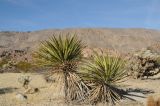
[0,28,160,53]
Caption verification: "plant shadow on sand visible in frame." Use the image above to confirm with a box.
[123,88,155,101]
[0,87,18,95]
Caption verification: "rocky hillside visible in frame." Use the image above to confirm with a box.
[0,28,160,53]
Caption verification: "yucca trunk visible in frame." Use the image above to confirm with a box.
[63,71,68,101]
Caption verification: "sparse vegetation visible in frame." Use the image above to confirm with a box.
[79,52,127,105]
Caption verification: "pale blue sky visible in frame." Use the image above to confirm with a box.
[0,0,160,31]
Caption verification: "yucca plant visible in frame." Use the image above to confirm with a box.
[79,52,127,105]
[33,34,88,102]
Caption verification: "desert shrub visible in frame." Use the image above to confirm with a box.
[79,52,127,105]
[15,61,33,73]
[126,48,160,79]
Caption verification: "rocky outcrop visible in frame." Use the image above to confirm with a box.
[126,48,160,79]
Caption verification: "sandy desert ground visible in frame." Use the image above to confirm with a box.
[0,72,160,106]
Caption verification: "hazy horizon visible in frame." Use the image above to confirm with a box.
[1,27,160,32]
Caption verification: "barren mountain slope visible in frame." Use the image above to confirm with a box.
[0,28,160,53]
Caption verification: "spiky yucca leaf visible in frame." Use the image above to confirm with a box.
[34,34,88,102]
[80,53,127,104]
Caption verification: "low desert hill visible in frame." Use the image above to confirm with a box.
[0,28,160,53]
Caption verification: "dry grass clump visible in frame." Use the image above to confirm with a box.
[147,96,160,106]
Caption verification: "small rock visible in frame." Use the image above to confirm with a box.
[15,93,27,101]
